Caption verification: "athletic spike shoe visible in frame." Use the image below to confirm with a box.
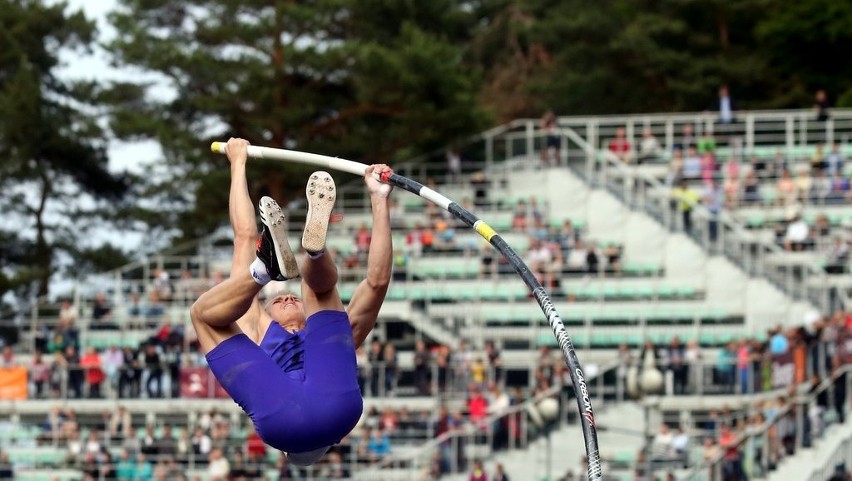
[302,171,336,253]
[258,196,300,280]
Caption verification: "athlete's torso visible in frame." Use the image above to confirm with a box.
[259,322,305,374]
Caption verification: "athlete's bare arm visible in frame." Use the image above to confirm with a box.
[189,138,268,353]
[224,138,270,343]
[346,164,394,348]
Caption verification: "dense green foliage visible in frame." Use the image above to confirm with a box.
[2,0,851,302]
[0,0,131,303]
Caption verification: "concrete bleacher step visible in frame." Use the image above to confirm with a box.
[15,470,82,481]
[766,420,852,481]
[438,402,647,481]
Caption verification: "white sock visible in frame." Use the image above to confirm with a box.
[249,258,271,285]
[307,248,326,259]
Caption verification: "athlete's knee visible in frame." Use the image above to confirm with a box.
[189,301,207,327]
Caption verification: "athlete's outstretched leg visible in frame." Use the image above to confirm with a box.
[299,172,343,311]
[191,195,299,352]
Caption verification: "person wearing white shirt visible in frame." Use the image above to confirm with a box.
[638,128,662,163]
[208,447,230,481]
[651,424,674,459]
[671,426,690,455]
[784,215,810,251]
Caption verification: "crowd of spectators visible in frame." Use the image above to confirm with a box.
[618,309,851,401]
[587,88,852,274]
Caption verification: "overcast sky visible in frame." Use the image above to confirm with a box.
[61,0,162,175]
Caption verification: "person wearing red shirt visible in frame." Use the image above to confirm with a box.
[80,347,106,399]
[608,127,633,163]
[467,386,489,428]
[245,424,267,459]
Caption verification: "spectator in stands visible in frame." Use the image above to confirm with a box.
[118,346,141,398]
[484,340,504,385]
[698,132,717,157]
[671,179,700,234]
[108,405,132,439]
[80,346,105,398]
[741,170,760,205]
[0,451,11,480]
[468,384,489,427]
[667,337,687,395]
[638,127,662,164]
[491,463,510,481]
[511,200,528,232]
[735,339,752,394]
[783,214,810,251]
[777,169,798,206]
[814,89,831,122]
[446,147,463,182]
[191,427,212,457]
[585,241,600,275]
[716,85,736,125]
[143,342,163,398]
[715,342,736,392]
[367,338,383,396]
[64,344,84,398]
[469,459,488,481]
[115,448,135,481]
[750,154,768,180]
[825,236,849,274]
[541,110,561,167]
[145,291,166,325]
[609,127,633,163]
[245,423,266,459]
[812,170,833,204]
[471,171,490,208]
[208,447,230,481]
[682,147,701,179]
[684,340,702,394]
[50,308,80,353]
[28,349,49,398]
[487,383,511,450]
[59,299,79,326]
[100,344,123,395]
[723,158,741,207]
[528,237,554,284]
[158,424,178,457]
[436,345,451,393]
[665,149,684,190]
[452,340,474,392]
[677,124,697,152]
[825,143,844,177]
[651,424,674,460]
[152,267,173,302]
[367,428,392,461]
[383,342,398,396]
[414,340,432,395]
[0,346,14,367]
[719,423,746,480]
[671,425,689,457]
[354,222,371,253]
[355,345,369,395]
[164,343,182,398]
[479,242,498,280]
[91,293,114,330]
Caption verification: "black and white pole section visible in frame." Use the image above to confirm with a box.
[211,141,604,480]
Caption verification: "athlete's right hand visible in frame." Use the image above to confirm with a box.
[226,137,250,166]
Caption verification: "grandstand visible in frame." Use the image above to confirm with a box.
[0,108,850,481]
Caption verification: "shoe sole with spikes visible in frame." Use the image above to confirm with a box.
[303,171,336,253]
[259,196,300,280]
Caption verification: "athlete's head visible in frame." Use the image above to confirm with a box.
[264,292,307,330]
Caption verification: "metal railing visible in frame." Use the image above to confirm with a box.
[363,361,620,480]
[681,363,852,481]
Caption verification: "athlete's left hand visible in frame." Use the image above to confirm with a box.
[365,164,394,199]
